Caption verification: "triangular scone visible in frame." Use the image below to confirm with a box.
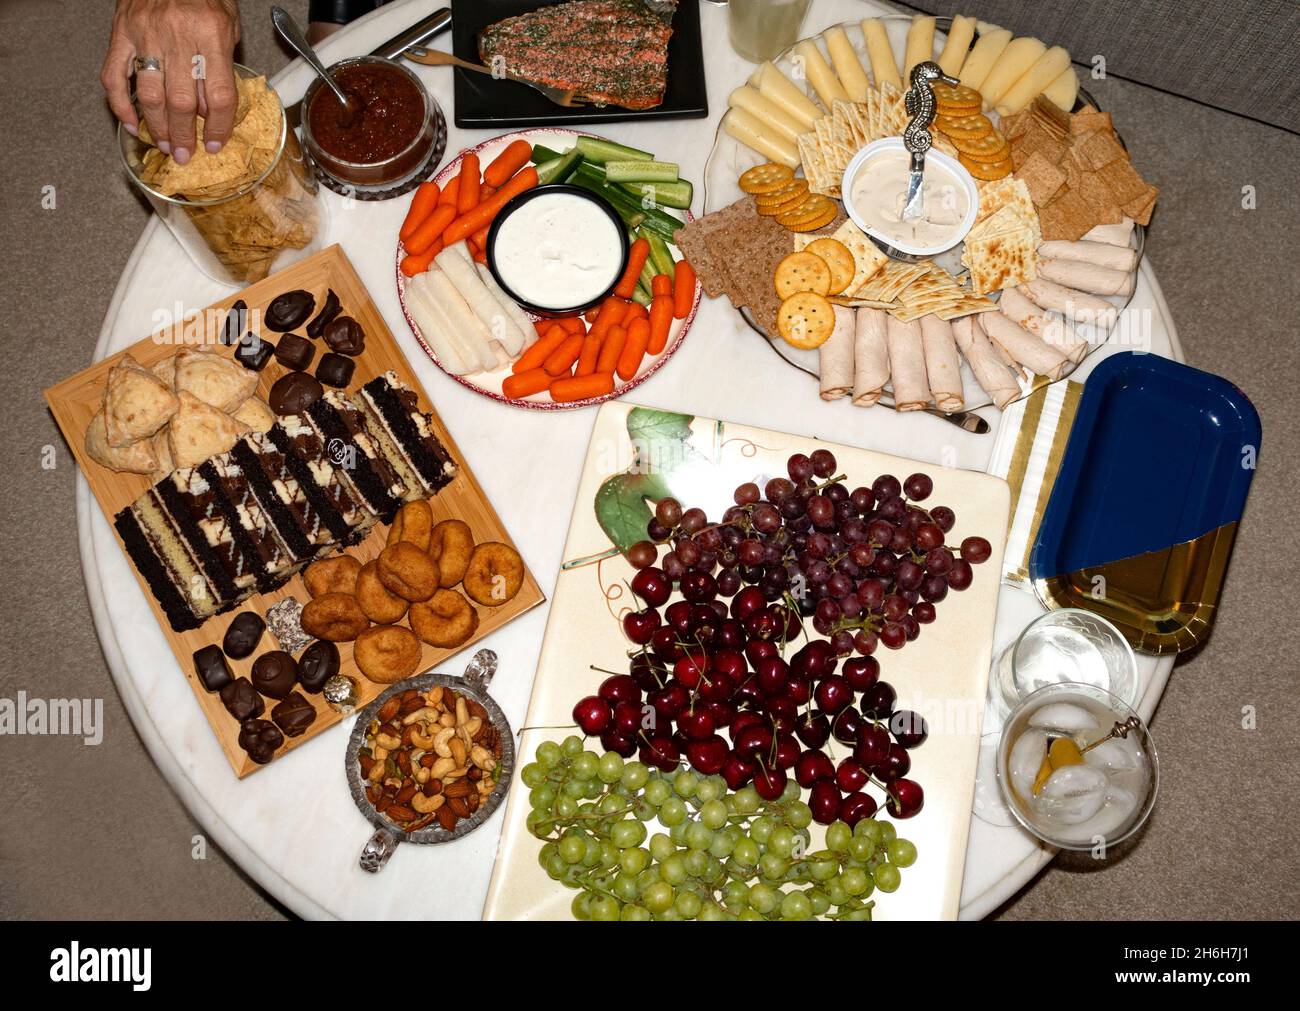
[150,426,174,482]
[103,353,179,447]
[230,396,275,432]
[84,410,159,474]
[168,391,249,468]
[173,347,258,413]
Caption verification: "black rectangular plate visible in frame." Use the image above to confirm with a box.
[450,0,708,129]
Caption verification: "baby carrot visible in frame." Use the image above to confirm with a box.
[618,318,650,380]
[405,203,457,255]
[471,224,490,250]
[551,372,615,402]
[673,259,697,319]
[651,273,673,298]
[471,246,487,265]
[614,238,651,299]
[399,181,440,242]
[584,306,601,324]
[576,331,602,376]
[503,368,553,400]
[443,166,538,246]
[400,239,443,277]
[480,183,496,200]
[437,176,460,206]
[588,296,629,342]
[647,293,674,354]
[543,332,584,375]
[484,138,533,188]
[624,301,648,324]
[596,324,627,374]
[557,316,587,334]
[457,153,481,213]
[533,319,552,337]
[513,323,567,373]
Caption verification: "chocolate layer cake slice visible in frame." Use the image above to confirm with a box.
[269,414,372,545]
[114,503,210,632]
[231,429,331,561]
[354,372,457,499]
[155,467,256,607]
[304,390,407,524]
[201,453,301,593]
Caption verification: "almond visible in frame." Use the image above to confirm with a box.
[400,694,426,715]
[387,804,417,823]
[378,698,402,723]
[436,806,458,831]
[447,796,470,818]
[423,778,442,797]
[396,782,417,803]
[443,779,472,798]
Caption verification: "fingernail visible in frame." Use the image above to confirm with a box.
[125,123,138,137]
[158,140,171,154]
[173,147,191,165]
[205,140,222,154]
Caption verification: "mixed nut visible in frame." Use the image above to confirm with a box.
[359,684,503,833]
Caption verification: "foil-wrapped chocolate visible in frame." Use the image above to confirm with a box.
[323,674,359,714]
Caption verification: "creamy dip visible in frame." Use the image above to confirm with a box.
[850,150,969,250]
[492,191,623,309]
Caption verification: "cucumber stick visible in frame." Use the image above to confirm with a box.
[575,135,653,164]
[619,178,693,210]
[533,148,583,186]
[604,160,679,184]
[643,230,676,278]
[530,143,566,163]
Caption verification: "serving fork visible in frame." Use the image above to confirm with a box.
[402,48,587,109]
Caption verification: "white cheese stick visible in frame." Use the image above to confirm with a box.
[862,18,902,91]
[852,308,890,407]
[1043,66,1079,111]
[475,261,538,349]
[824,26,870,102]
[819,306,856,400]
[1038,257,1136,297]
[885,315,930,411]
[436,244,527,356]
[1039,239,1138,273]
[424,263,498,372]
[794,39,849,109]
[958,28,1011,90]
[1018,279,1117,332]
[406,274,469,375]
[980,37,1046,111]
[937,15,976,77]
[903,16,937,83]
[920,314,964,413]
[723,107,800,168]
[1081,217,1135,247]
[954,315,1020,409]
[755,62,823,130]
[999,287,1089,363]
[981,309,1070,380]
[728,85,806,144]
[996,45,1072,115]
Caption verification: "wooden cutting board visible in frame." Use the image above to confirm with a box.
[45,244,544,777]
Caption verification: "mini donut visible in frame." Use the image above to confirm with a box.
[303,554,361,598]
[462,542,524,607]
[376,542,439,601]
[355,560,408,624]
[353,625,422,684]
[299,592,370,642]
[409,589,480,648]
[429,519,475,587]
[385,499,433,552]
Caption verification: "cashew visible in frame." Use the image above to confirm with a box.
[410,749,426,767]
[439,712,456,728]
[370,745,389,762]
[374,732,401,750]
[402,707,438,726]
[463,717,482,738]
[430,756,456,778]
[409,727,436,750]
[470,745,492,769]
[367,762,385,783]
[455,697,469,726]
[445,766,467,781]
[426,686,444,707]
[415,768,431,784]
[411,793,445,814]
[450,737,468,766]
[433,726,456,758]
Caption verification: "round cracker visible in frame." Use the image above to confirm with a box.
[804,238,855,295]
[779,202,838,232]
[776,193,835,225]
[960,153,1013,180]
[950,129,1009,159]
[776,292,836,349]
[774,251,832,299]
[739,162,795,194]
[755,179,809,208]
[936,114,993,139]
[933,82,982,113]
[758,189,815,218]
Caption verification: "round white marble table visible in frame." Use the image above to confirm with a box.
[80,0,1180,919]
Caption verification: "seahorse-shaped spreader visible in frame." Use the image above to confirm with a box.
[901,61,961,218]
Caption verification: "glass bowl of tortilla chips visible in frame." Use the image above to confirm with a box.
[119,65,324,286]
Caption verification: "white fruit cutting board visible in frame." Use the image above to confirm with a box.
[484,401,1010,920]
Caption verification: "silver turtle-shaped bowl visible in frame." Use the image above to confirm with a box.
[345,649,515,872]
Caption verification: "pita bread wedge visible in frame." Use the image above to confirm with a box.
[231,396,275,432]
[85,409,159,474]
[102,353,179,447]
[168,391,250,469]
[173,347,258,413]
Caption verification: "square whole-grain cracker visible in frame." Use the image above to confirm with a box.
[1097,157,1150,204]
[1123,185,1159,225]
[1075,129,1127,171]
[1038,187,1096,241]
[1070,109,1113,136]
[1016,150,1067,206]
[1075,171,1125,225]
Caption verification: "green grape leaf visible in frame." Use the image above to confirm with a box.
[594,409,698,552]
[626,407,694,447]
[595,473,659,553]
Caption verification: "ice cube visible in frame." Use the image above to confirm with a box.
[1035,764,1108,824]
[1084,737,1145,774]
[1028,702,1101,735]
[1007,728,1048,802]
[1053,787,1140,845]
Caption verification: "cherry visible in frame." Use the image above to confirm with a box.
[841,656,880,692]
[651,627,684,663]
[860,681,897,718]
[622,608,661,645]
[665,600,693,634]
[839,791,879,827]
[790,639,835,679]
[612,700,642,736]
[706,700,736,729]
[631,566,671,606]
[876,743,911,782]
[721,752,756,790]
[756,656,789,695]
[598,675,639,706]
[698,670,735,703]
[744,607,782,642]
[638,734,680,771]
[887,778,924,818]
[795,712,831,749]
[773,733,801,770]
[795,749,835,788]
[729,585,766,621]
[835,757,869,793]
[715,618,747,650]
[679,570,717,603]
[678,708,715,741]
[782,674,812,705]
[686,735,729,775]
[831,707,865,745]
[733,678,764,708]
[854,723,891,768]
[814,674,854,714]
[673,652,709,689]
[730,710,765,739]
[765,696,797,734]
[733,724,773,762]
[601,729,638,757]
[889,709,929,749]
[629,653,667,693]
[710,649,747,683]
[753,763,787,800]
[745,638,779,668]
[572,695,611,735]
[809,780,843,824]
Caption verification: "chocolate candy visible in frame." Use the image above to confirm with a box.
[315,352,355,389]
[220,677,264,721]
[238,718,284,764]
[298,640,340,693]
[271,691,317,738]
[323,316,366,356]
[265,289,315,332]
[192,643,233,693]
[251,650,298,700]
[222,611,265,660]
[306,288,342,339]
[270,371,324,415]
[234,333,273,371]
[221,299,248,346]
[274,332,315,371]
[266,598,312,653]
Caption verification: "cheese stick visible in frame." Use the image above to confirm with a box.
[424,263,498,372]
[980,310,1070,380]
[958,28,1011,90]
[920,314,964,413]
[937,15,976,77]
[852,308,890,407]
[824,26,870,102]
[436,244,527,356]
[996,45,1072,115]
[1039,239,1138,273]
[954,315,1019,409]
[903,16,936,82]
[755,62,822,129]
[794,39,849,109]
[1018,280,1117,332]
[1042,66,1079,111]
[819,306,856,401]
[885,316,930,411]
[728,85,806,144]
[1081,217,1135,247]
[406,273,470,375]
[862,18,902,91]
[723,108,800,168]
[999,287,1088,363]
[1038,258,1135,297]
[980,37,1046,111]
[475,261,538,349]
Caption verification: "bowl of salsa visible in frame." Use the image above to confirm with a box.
[301,56,444,198]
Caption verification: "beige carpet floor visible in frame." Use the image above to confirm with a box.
[1,0,1296,920]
